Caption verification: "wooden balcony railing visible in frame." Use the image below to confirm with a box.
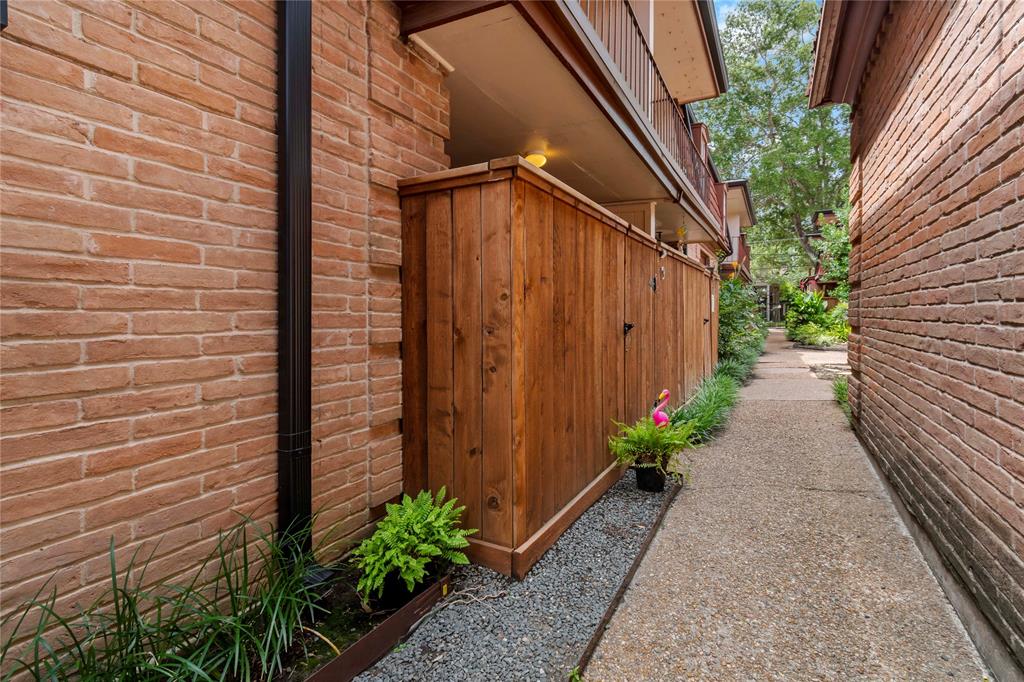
[574,0,725,236]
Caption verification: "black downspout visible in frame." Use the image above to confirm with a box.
[277,0,313,552]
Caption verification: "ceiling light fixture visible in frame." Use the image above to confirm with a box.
[524,150,547,168]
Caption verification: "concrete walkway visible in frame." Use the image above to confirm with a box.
[588,331,987,681]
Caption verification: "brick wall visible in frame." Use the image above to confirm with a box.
[848,0,1024,663]
[0,0,448,626]
[308,2,447,544]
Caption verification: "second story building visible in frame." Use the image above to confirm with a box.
[402,0,736,258]
[720,179,755,282]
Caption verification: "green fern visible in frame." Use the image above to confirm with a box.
[351,487,476,603]
[608,416,695,477]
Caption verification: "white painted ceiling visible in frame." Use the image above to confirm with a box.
[418,5,670,205]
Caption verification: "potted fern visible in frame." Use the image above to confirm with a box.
[609,417,695,492]
[352,487,476,609]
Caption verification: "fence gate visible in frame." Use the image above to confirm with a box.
[623,236,657,425]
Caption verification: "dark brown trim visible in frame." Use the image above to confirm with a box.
[696,0,728,92]
[726,178,757,225]
[514,1,678,197]
[306,574,452,682]
[276,0,313,547]
[398,1,507,37]
[808,0,889,108]
[511,463,623,579]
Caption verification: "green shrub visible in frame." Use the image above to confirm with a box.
[718,279,766,363]
[608,417,695,478]
[784,290,850,346]
[351,488,475,604]
[784,289,828,333]
[670,372,740,444]
[1,518,328,681]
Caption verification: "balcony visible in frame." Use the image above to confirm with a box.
[400,0,730,248]
[572,0,725,231]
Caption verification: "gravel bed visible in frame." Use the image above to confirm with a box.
[356,471,668,682]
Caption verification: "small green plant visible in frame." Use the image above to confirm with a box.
[568,665,583,681]
[833,375,851,423]
[670,372,740,444]
[608,417,695,477]
[351,488,475,604]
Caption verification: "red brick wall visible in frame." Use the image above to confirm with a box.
[848,0,1024,662]
[308,2,448,544]
[0,0,448,625]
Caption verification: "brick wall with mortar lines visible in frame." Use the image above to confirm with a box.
[0,0,449,626]
[0,0,280,620]
[308,1,448,545]
[847,0,1024,663]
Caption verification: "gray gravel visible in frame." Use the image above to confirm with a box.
[356,472,668,682]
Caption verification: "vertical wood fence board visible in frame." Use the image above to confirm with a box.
[575,214,596,495]
[401,195,428,495]
[480,180,514,547]
[522,180,552,540]
[590,216,607,485]
[425,192,454,494]
[452,186,484,534]
[511,178,528,547]
[602,226,625,479]
[539,188,556,528]
[552,196,577,511]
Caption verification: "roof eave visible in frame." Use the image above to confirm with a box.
[726,179,756,226]
[696,0,729,93]
[808,0,889,109]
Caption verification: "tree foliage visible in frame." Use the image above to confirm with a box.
[818,204,851,299]
[695,0,851,283]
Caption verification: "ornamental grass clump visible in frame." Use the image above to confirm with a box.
[833,375,851,424]
[608,417,696,478]
[0,517,329,682]
[670,371,740,444]
[351,488,475,605]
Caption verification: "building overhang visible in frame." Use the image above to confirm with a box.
[807,0,889,108]
[653,0,729,104]
[726,179,755,227]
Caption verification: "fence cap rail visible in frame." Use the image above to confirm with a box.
[400,157,716,276]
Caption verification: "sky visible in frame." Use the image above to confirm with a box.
[715,0,740,27]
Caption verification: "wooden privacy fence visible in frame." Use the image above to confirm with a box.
[399,157,718,578]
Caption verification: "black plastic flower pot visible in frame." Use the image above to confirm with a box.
[635,467,666,492]
[375,572,421,610]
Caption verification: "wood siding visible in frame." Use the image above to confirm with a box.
[400,159,719,577]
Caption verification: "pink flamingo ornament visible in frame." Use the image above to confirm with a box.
[652,389,671,428]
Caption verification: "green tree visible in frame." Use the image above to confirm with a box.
[818,204,851,299]
[696,0,850,284]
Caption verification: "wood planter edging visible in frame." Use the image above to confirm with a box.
[306,574,451,682]
[511,462,623,578]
